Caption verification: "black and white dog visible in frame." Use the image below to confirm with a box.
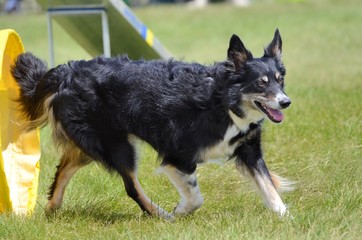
[12,29,292,220]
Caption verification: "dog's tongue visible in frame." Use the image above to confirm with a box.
[266,107,284,123]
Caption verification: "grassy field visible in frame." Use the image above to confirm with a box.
[1,0,361,239]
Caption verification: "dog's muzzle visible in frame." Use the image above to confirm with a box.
[254,94,291,123]
[279,98,291,109]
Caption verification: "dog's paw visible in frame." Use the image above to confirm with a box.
[277,205,294,220]
[44,201,61,216]
[161,212,176,222]
[284,211,294,220]
[172,198,203,216]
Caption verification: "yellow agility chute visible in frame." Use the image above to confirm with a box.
[0,29,41,215]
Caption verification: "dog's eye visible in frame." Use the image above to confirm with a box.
[278,76,285,85]
[257,76,268,87]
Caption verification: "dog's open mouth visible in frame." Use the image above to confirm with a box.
[254,101,284,123]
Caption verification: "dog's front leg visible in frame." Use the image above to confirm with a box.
[237,159,288,216]
[234,132,288,216]
[159,165,204,215]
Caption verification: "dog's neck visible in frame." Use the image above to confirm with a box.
[228,109,264,132]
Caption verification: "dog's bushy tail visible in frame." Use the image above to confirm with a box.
[12,52,57,130]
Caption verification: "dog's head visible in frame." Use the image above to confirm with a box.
[227,29,291,123]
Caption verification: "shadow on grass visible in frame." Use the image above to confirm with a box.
[44,203,150,225]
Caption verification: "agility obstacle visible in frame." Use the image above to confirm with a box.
[36,0,172,66]
[0,29,41,215]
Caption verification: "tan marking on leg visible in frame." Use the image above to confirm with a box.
[128,172,174,221]
[253,170,287,216]
[270,172,295,193]
[237,162,289,216]
[46,146,90,214]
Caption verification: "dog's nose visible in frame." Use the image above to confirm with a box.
[279,99,291,109]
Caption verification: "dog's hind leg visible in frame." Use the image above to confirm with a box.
[121,170,173,220]
[46,145,91,214]
[104,137,173,221]
[159,164,204,215]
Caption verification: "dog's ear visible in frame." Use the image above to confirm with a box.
[227,34,253,71]
[264,29,282,58]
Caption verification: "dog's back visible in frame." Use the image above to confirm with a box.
[47,56,231,160]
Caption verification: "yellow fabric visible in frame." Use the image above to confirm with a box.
[0,117,11,213]
[0,29,41,215]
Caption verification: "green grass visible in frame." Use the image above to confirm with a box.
[1,0,361,239]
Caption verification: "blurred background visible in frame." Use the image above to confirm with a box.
[0,0,330,64]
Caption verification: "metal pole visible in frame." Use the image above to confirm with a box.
[101,10,111,57]
[47,12,55,68]
[46,7,110,63]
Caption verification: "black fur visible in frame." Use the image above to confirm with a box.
[12,29,292,217]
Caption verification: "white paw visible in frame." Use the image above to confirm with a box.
[277,204,294,219]
[173,198,204,216]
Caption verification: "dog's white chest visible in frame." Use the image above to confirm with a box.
[199,110,264,163]
[200,125,240,162]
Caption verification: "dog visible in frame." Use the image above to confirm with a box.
[12,29,292,220]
